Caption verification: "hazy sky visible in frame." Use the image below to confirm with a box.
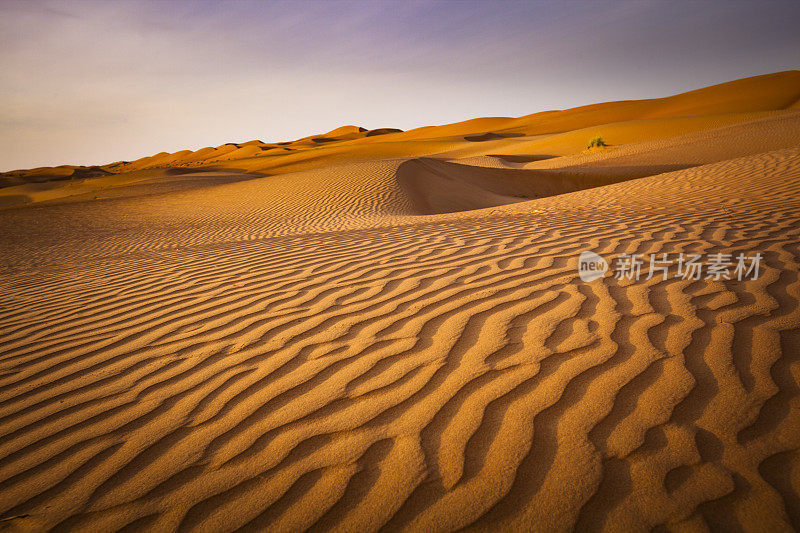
[1,0,798,171]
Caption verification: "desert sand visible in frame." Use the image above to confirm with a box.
[1,71,800,531]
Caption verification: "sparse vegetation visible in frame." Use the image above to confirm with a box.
[587,136,607,149]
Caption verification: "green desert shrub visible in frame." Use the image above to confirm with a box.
[587,136,607,149]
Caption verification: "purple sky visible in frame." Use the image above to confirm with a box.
[1,0,798,171]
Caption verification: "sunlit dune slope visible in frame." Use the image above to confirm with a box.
[1,145,800,530]
[3,71,798,190]
[2,107,798,268]
[1,72,800,532]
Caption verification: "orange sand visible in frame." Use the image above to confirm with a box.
[1,71,800,531]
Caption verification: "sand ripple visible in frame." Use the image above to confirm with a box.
[1,147,799,530]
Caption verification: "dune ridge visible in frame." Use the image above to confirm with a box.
[1,72,800,531]
[2,71,799,191]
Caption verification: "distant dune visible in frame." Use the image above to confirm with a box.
[3,70,799,207]
[1,72,800,531]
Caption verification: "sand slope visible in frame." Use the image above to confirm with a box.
[1,72,800,532]
[3,71,799,190]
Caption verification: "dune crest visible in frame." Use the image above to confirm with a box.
[3,70,799,191]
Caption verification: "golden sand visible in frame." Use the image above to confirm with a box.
[1,71,800,531]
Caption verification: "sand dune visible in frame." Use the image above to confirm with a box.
[3,71,798,187]
[1,72,800,531]
[395,158,632,215]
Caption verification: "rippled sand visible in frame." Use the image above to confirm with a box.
[1,72,800,531]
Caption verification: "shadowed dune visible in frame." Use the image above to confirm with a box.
[464,132,525,142]
[0,166,110,188]
[395,158,638,215]
[489,154,557,165]
[0,169,264,209]
[1,72,800,532]
[366,128,404,137]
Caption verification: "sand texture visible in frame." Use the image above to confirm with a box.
[1,71,800,531]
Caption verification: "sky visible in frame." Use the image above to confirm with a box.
[1,0,798,171]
